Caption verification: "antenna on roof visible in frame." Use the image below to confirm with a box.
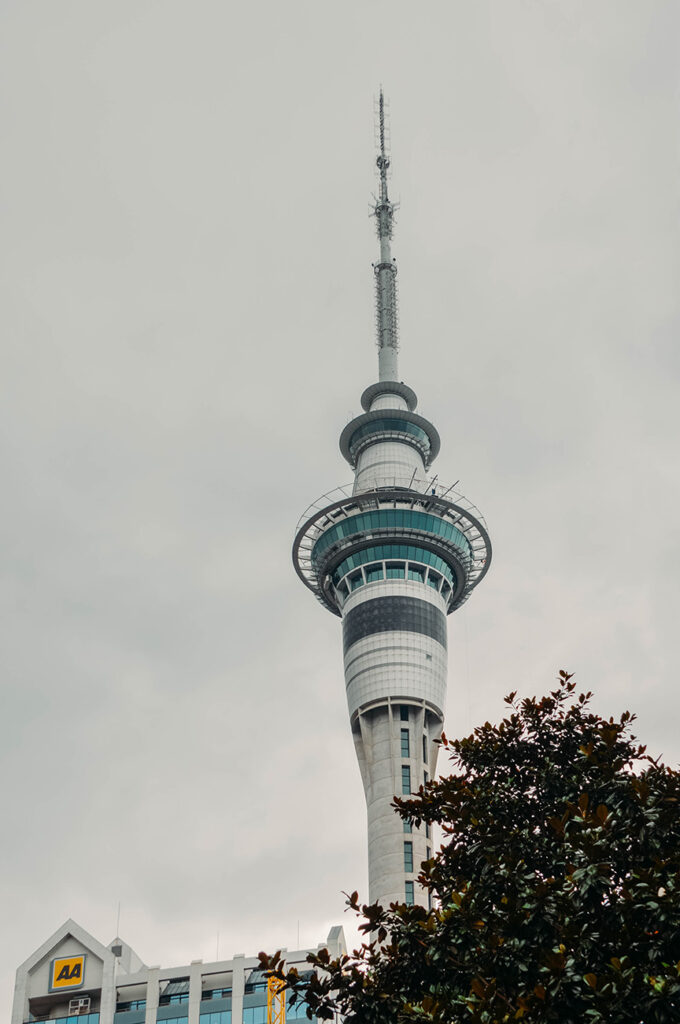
[372,88,399,382]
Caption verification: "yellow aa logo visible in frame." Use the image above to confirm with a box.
[49,954,86,991]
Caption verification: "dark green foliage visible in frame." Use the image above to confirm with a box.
[260,674,680,1022]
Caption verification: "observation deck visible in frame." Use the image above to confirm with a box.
[292,481,491,618]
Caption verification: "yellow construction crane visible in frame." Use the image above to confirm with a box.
[267,974,286,1024]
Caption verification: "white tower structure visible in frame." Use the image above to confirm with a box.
[293,93,492,909]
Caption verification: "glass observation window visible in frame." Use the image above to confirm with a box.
[400,729,410,757]
[405,881,415,905]
[408,566,425,583]
[313,510,472,565]
[427,570,441,589]
[349,571,364,591]
[386,562,405,579]
[330,544,456,591]
[200,1014,231,1024]
[365,564,384,583]
[348,418,431,453]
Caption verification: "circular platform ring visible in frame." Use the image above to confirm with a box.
[339,409,441,468]
[361,380,418,412]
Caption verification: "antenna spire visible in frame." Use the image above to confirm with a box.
[373,89,399,381]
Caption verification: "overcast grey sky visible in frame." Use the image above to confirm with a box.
[1,0,679,1015]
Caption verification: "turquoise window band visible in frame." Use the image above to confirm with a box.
[330,544,456,589]
[313,509,471,563]
[349,417,430,451]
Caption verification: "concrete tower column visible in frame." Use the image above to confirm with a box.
[292,93,492,910]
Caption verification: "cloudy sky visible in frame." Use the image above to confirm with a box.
[1,0,678,1014]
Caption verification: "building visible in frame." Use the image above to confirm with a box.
[11,919,347,1024]
[292,93,492,909]
[12,93,490,1024]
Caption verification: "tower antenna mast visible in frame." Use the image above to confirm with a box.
[374,89,399,382]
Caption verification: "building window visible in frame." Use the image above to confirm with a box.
[408,566,425,583]
[349,571,363,591]
[401,765,411,794]
[386,562,405,579]
[424,770,429,788]
[243,1007,268,1024]
[404,841,414,872]
[403,820,412,834]
[200,1014,232,1024]
[400,705,409,721]
[160,993,190,1005]
[425,822,430,839]
[365,564,384,583]
[405,881,415,905]
[400,729,410,757]
[117,1000,146,1012]
[422,734,427,762]
[203,989,232,1000]
[427,846,431,861]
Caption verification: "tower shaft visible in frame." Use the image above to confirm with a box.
[293,96,491,909]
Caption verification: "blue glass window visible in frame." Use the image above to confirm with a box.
[117,1000,146,1011]
[400,729,410,757]
[400,706,409,721]
[403,820,412,833]
[386,563,405,579]
[243,1008,267,1024]
[405,881,415,905]
[160,993,189,1005]
[408,566,425,583]
[203,989,232,1000]
[349,418,431,453]
[200,1013,231,1024]
[427,571,441,590]
[401,765,411,794]
[313,510,472,565]
[365,564,384,583]
[43,1016,100,1024]
[330,545,456,591]
[349,572,363,591]
[404,841,414,872]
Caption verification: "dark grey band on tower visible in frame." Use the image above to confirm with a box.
[342,596,447,655]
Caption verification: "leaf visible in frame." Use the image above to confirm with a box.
[584,974,597,990]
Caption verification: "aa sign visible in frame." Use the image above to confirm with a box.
[49,954,86,991]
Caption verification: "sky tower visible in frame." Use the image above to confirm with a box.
[293,93,492,909]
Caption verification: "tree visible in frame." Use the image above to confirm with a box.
[260,674,680,1023]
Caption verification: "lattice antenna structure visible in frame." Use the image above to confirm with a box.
[373,89,399,381]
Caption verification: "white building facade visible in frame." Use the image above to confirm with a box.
[12,919,346,1024]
